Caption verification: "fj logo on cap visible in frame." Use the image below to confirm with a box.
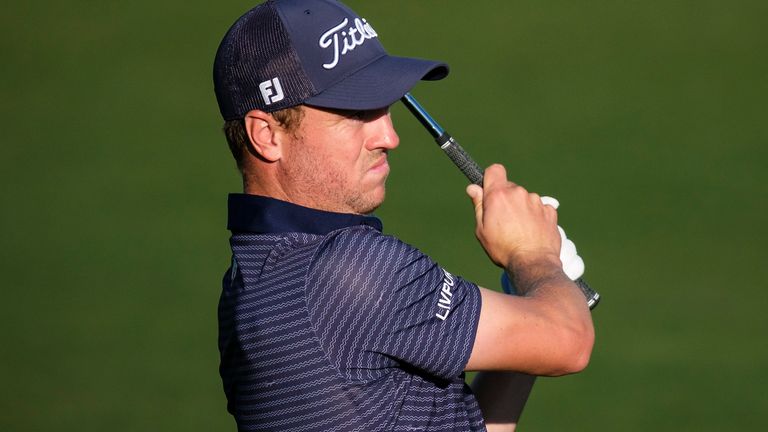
[259,78,284,105]
[319,17,378,70]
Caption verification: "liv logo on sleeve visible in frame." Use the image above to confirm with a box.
[435,270,456,321]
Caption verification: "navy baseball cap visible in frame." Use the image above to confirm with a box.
[213,0,449,120]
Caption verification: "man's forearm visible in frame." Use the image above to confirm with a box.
[471,371,537,432]
[509,255,593,344]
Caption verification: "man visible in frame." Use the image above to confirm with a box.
[213,1,595,431]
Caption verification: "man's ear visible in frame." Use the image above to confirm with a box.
[244,109,283,162]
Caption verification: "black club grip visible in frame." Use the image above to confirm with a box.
[575,278,601,310]
[437,133,484,186]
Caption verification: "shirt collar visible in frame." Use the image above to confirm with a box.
[227,194,383,235]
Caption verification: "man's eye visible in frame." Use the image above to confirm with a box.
[349,108,388,121]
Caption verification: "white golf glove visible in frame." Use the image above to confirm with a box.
[540,196,585,281]
[501,196,585,294]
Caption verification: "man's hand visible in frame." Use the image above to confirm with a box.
[464,164,595,374]
[501,197,586,295]
[466,164,562,275]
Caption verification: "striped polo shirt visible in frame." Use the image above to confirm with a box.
[218,194,485,431]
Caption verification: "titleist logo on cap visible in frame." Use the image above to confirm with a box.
[319,17,378,70]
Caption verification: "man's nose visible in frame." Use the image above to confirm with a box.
[366,112,400,150]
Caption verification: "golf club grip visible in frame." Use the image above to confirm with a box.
[436,133,484,185]
[576,277,601,310]
[436,132,600,310]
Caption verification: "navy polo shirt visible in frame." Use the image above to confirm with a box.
[219,194,485,431]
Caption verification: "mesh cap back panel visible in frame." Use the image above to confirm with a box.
[214,2,315,119]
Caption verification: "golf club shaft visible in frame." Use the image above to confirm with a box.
[401,93,600,310]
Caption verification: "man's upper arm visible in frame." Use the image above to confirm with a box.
[465,287,592,376]
[305,227,483,381]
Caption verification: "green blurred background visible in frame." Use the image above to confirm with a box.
[2,0,766,430]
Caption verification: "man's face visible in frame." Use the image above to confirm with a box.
[278,105,400,214]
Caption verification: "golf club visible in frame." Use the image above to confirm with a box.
[401,92,600,310]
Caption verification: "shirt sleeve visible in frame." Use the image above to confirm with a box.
[305,226,482,382]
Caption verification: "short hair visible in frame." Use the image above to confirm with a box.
[222,106,305,171]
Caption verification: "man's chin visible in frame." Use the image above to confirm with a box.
[352,188,386,215]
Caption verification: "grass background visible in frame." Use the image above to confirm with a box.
[2,0,766,430]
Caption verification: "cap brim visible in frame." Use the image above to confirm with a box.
[304,55,448,110]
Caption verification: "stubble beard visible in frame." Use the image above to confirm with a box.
[283,142,386,215]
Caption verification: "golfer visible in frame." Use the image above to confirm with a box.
[213,1,595,431]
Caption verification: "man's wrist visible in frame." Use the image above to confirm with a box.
[506,254,568,296]
[505,253,561,275]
